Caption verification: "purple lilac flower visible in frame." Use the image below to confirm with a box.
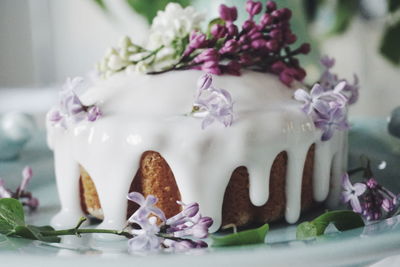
[87,106,102,122]
[192,73,234,129]
[210,24,227,39]
[342,171,400,221]
[0,179,11,198]
[219,4,238,22]
[219,39,239,54]
[127,192,166,223]
[49,77,102,128]
[184,31,208,57]
[313,104,349,141]
[17,166,33,197]
[294,84,327,115]
[166,201,213,239]
[320,55,335,69]
[361,178,399,221]
[341,173,367,213]
[128,216,162,252]
[126,192,212,252]
[167,1,310,86]
[319,55,359,104]
[294,81,349,141]
[0,166,39,210]
[246,0,262,18]
[196,73,212,92]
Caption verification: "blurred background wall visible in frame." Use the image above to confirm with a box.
[0,0,399,117]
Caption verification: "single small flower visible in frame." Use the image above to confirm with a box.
[48,109,63,123]
[219,4,238,22]
[210,24,227,39]
[87,106,102,122]
[342,75,359,105]
[128,216,162,252]
[0,166,39,210]
[341,173,367,213]
[246,0,262,18]
[193,48,219,64]
[219,39,239,54]
[382,198,396,213]
[166,201,213,239]
[320,55,335,69]
[49,77,102,128]
[314,104,349,141]
[18,166,33,196]
[192,75,234,129]
[127,192,166,223]
[294,84,328,115]
[166,202,200,228]
[196,73,213,92]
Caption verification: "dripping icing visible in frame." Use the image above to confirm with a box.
[47,70,347,232]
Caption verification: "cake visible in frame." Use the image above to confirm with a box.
[46,1,356,233]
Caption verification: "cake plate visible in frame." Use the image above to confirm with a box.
[1,119,400,267]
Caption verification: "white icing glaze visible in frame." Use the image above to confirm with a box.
[47,70,347,232]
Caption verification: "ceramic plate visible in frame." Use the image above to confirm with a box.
[1,120,400,267]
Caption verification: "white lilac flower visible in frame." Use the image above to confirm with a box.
[96,37,142,78]
[192,73,234,129]
[148,3,204,49]
[341,173,366,213]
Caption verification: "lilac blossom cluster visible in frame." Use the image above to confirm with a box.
[342,173,399,221]
[191,73,234,129]
[294,55,360,141]
[319,56,359,105]
[0,166,39,210]
[126,192,212,252]
[171,0,310,86]
[48,77,102,128]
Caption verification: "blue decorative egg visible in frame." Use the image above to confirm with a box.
[0,112,36,160]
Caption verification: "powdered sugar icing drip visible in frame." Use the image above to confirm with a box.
[47,70,347,232]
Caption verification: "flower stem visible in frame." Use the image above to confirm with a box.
[41,228,133,238]
[131,45,164,64]
[40,217,133,239]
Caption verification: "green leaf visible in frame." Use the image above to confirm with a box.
[126,0,191,24]
[296,221,318,240]
[330,0,358,35]
[0,198,25,236]
[211,224,269,247]
[380,19,400,65]
[14,225,60,243]
[296,210,364,240]
[389,0,400,13]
